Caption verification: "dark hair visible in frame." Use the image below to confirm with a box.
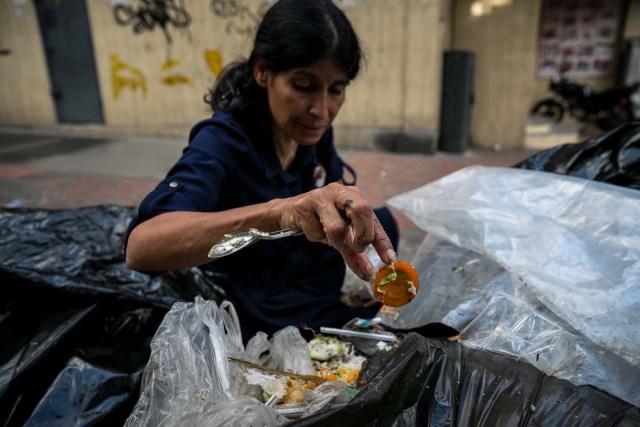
[205,0,363,125]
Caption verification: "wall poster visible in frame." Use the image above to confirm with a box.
[537,0,624,77]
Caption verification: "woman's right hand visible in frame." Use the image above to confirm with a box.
[276,182,397,281]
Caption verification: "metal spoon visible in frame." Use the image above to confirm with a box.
[207,227,303,259]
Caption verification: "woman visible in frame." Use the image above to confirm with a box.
[125,0,399,341]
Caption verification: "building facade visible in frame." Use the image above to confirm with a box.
[1,0,639,150]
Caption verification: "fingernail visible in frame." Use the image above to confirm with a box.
[385,249,397,263]
[360,267,374,282]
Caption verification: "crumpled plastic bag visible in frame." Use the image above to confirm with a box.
[383,165,640,407]
[124,298,253,427]
[387,165,640,365]
[124,297,351,426]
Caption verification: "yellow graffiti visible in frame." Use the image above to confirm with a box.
[110,54,147,99]
[204,50,223,78]
[107,50,225,97]
[162,74,191,85]
[161,58,181,71]
[161,58,191,86]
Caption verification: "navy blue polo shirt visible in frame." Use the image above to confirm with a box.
[128,109,382,341]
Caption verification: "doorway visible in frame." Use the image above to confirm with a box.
[34,0,104,124]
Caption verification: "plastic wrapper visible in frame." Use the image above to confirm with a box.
[384,165,640,407]
[459,293,579,375]
[265,326,315,375]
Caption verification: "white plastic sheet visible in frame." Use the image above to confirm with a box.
[384,165,640,406]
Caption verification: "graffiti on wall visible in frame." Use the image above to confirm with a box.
[113,0,191,44]
[209,0,267,37]
[204,49,223,78]
[111,53,148,99]
[161,58,191,85]
[110,49,223,98]
[109,53,147,99]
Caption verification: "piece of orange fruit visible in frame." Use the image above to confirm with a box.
[372,261,420,307]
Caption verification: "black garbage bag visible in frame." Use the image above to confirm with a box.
[514,121,640,189]
[0,205,228,307]
[0,205,227,426]
[294,333,640,426]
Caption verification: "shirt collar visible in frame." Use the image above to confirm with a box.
[254,136,317,182]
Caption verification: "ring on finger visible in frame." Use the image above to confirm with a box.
[339,199,354,224]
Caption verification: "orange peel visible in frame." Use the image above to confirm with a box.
[372,261,420,307]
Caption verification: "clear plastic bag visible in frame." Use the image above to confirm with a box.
[124,297,261,427]
[384,165,640,406]
[265,326,315,375]
[124,297,352,426]
[459,293,578,375]
[340,245,383,307]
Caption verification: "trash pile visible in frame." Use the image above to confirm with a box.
[1,123,639,425]
[123,298,405,425]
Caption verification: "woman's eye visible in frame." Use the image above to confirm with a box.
[293,80,313,92]
[329,86,345,97]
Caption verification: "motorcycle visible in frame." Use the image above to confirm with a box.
[531,76,639,130]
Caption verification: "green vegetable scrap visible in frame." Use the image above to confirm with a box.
[308,337,343,362]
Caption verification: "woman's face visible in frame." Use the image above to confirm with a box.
[255,58,349,146]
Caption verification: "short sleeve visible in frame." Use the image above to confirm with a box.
[130,112,256,231]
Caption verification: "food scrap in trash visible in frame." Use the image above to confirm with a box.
[309,335,367,388]
[233,334,368,412]
[228,357,326,384]
[309,336,343,361]
[372,260,420,307]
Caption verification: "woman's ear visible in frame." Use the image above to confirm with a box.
[253,57,268,88]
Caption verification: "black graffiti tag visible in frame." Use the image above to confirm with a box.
[210,0,267,37]
[114,0,191,44]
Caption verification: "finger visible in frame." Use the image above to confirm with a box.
[292,195,329,243]
[337,199,353,224]
[342,248,375,282]
[335,194,373,253]
[369,215,397,265]
[298,185,353,247]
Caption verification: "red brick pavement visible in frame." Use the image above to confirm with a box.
[37,175,159,209]
[0,165,43,179]
[341,149,538,205]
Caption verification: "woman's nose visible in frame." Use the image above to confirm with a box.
[308,93,328,118]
